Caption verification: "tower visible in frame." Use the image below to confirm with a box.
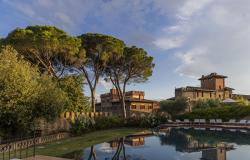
[199,72,227,90]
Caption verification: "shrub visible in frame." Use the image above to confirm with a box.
[160,97,188,116]
[70,116,95,135]
[94,116,124,130]
[193,99,221,109]
[126,113,167,128]
[139,114,168,128]
[176,105,250,121]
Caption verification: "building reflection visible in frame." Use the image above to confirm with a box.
[201,147,226,160]
[158,128,235,160]
[104,135,146,160]
[109,135,145,148]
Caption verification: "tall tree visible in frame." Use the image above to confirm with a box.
[78,33,125,112]
[58,75,90,112]
[105,46,154,118]
[0,46,68,135]
[0,38,3,47]
[3,25,84,77]
[160,97,188,116]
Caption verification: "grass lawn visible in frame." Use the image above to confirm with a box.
[33,128,144,158]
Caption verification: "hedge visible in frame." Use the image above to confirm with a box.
[175,105,250,121]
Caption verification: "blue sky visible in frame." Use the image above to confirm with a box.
[0,0,250,100]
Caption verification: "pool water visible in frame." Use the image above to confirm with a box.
[82,128,250,160]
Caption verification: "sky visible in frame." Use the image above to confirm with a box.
[0,0,250,100]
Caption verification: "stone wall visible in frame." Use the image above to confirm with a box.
[36,112,112,135]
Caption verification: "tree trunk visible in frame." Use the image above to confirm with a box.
[122,82,127,119]
[91,89,96,112]
[121,94,127,119]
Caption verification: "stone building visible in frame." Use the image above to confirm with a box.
[96,88,160,117]
[175,73,234,101]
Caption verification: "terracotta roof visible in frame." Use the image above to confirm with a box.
[175,86,215,92]
[198,72,227,80]
[111,99,159,104]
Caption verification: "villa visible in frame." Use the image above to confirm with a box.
[175,73,234,101]
[96,88,160,116]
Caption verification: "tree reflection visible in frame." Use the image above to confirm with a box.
[111,137,126,160]
[88,146,97,160]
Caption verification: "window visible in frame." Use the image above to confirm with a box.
[210,92,212,98]
[131,105,136,110]
[148,105,153,110]
[197,92,199,97]
[202,92,204,97]
[140,105,145,110]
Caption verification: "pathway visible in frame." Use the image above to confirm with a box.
[25,155,71,160]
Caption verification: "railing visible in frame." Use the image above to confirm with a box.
[0,132,69,160]
[0,135,36,160]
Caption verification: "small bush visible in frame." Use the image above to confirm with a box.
[70,116,95,135]
[160,97,188,116]
[176,105,250,121]
[126,113,167,128]
[94,116,124,130]
[193,99,221,109]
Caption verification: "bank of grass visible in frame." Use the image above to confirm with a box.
[34,128,144,158]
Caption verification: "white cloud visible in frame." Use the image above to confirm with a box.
[175,47,217,78]
[177,0,213,20]
[4,1,35,17]
[153,0,213,50]
[153,36,185,50]
[156,0,250,94]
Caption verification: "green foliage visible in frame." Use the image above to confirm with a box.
[139,114,168,128]
[79,33,125,67]
[176,105,250,121]
[123,46,155,84]
[0,46,68,135]
[104,46,155,118]
[105,46,154,87]
[70,116,95,136]
[31,76,69,121]
[0,38,3,47]
[126,113,167,128]
[94,116,124,130]
[70,116,124,135]
[193,99,221,109]
[70,114,167,136]
[58,75,90,112]
[234,95,249,106]
[160,97,188,116]
[4,25,84,77]
[78,33,125,112]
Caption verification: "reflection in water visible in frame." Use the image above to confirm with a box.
[88,146,97,160]
[107,136,145,160]
[82,128,250,160]
[201,147,226,160]
[158,128,234,153]
[111,137,126,160]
